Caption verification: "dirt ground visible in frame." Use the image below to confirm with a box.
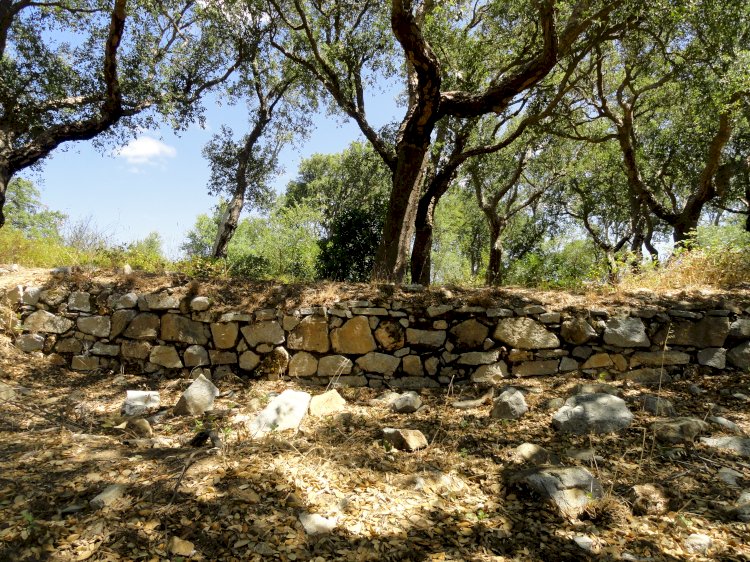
[1,268,749,561]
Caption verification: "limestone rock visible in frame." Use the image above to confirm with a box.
[122,390,160,416]
[161,314,208,345]
[90,484,126,509]
[22,310,73,334]
[309,389,346,417]
[700,436,750,458]
[630,484,669,515]
[513,359,559,377]
[110,309,137,339]
[241,321,285,347]
[391,391,422,413]
[603,317,649,348]
[71,355,100,371]
[67,291,91,312]
[331,316,376,354]
[490,388,528,419]
[16,333,44,352]
[257,347,289,380]
[728,342,750,369]
[471,361,509,385]
[289,351,318,377]
[383,428,428,451]
[77,315,111,337]
[55,338,83,353]
[729,318,750,338]
[142,292,180,310]
[697,347,726,369]
[174,374,219,416]
[511,465,603,519]
[581,353,613,370]
[406,328,446,348]
[121,341,150,359]
[617,368,672,386]
[167,537,195,557]
[317,355,353,377]
[91,342,119,356]
[150,346,183,369]
[457,350,500,365]
[123,313,160,339]
[288,315,329,353]
[655,317,730,347]
[493,317,559,350]
[640,395,676,416]
[374,320,405,351]
[356,352,399,375]
[113,292,138,309]
[652,417,708,445]
[248,389,311,437]
[630,350,690,367]
[184,345,209,367]
[210,322,238,349]
[401,355,423,377]
[238,350,260,371]
[209,350,236,365]
[560,318,597,345]
[190,296,210,311]
[552,393,633,434]
[450,319,489,349]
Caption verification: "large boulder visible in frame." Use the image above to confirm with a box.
[356,352,399,375]
[288,316,329,353]
[161,314,209,345]
[560,318,597,345]
[552,393,633,434]
[374,320,405,351]
[450,319,489,349]
[493,317,559,350]
[603,317,649,348]
[22,310,73,334]
[654,317,730,348]
[241,321,285,347]
[331,316,376,354]
[728,342,750,369]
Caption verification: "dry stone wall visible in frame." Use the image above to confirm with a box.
[4,281,750,388]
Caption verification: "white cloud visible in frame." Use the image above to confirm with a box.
[114,136,177,166]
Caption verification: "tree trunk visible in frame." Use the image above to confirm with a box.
[212,189,244,258]
[0,166,10,228]
[485,220,503,286]
[372,144,429,282]
[410,195,435,285]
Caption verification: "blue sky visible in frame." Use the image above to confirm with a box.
[20,88,400,258]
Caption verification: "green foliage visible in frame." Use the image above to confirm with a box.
[4,178,65,239]
[316,206,384,281]
[506,239,607,289]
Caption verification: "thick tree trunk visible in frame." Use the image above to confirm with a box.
[485,220,503,286]
[372,144,429,282]
[212,189,244,258]
[410,195,435,285]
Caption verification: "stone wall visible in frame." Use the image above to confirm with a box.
[3,281,750,388]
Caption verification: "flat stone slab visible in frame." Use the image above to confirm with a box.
[511,465,603,519]
[552,393,633,434]
[248,389,311,438]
